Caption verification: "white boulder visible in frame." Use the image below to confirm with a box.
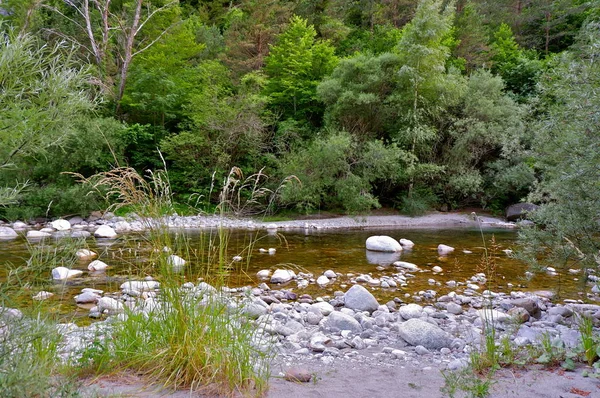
[26,230,51,239]
[120,281,160,292]
[0,227,18,240]
[257,269,271,279]
[94,225,117,238]
[97,297,123,313]
[366,236,402,252]
[399,238,415,248]
[438,244,455,255]
[88,260,109,271]
[316,275,330,286]
[271,269,296,284]
[51,219,71,231]
[393,261,419,272]
[52,267,83,280]
[76,249,97,260]
[167,254,186,267]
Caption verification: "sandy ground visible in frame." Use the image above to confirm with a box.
[85,356,600,398]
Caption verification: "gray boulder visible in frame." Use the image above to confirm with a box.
[506,203,539,222]
[512,297,542,319]
[397,318,453,350]
[323,311,362,334]
[344,284,379,313]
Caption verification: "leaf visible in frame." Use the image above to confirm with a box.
[536,354,550,364]
[561,358,575,371]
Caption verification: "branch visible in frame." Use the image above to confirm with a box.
[131,22,179,57]
[134,1,177,36]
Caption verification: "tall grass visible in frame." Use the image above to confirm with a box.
[75,165,275,396]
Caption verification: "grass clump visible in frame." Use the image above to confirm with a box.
[75,164,274,396]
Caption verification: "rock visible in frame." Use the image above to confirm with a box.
[268,248,276,255]
[97,297,123,313]
[51,219,71,231]
[284,368,312,383]
[26,230,51,239]
[512,298,542,319]
[432,266,443,273]
[88,260,109,271]
[437,244,455,255]
[365,236,402,252]
[120,281,160,291]
[167,254,186,267]
[68,216,84,226]
[506,203,539,222]
[71,231,91,238]
[312,302,334,316]
[399,303,423,320]
[317,275,330,286]
[114,221,131,232]
[344,284,379,313]
[12,221,28,229]
[547,306,573,318]
[397,318,453,350]
[76,249,97,260]
[446,302,463,315]
[399,238,415,249]
[477,308,510,323]
[415,345,430,355]
[75,291,101,304]
[32,291,54,301]
[0,227,18,240]
[232,255,242,262]
[52,267,83,280]
[324,311,362,334]
[324,270,337,279]
[257,269,271,279]
[508,307,530,323]
[393,261,419,271]
[271,269,296,284]
[94,225,117,238]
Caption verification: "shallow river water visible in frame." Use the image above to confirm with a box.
[0,227,585,323]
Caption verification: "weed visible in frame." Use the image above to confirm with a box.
[578,314,600,366]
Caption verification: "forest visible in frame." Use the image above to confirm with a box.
[0,0,598,220]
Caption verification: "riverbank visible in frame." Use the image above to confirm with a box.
[0,211,516,241]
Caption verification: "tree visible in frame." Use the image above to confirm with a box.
[517,20,600,278]
[395,0,462,196]
[318,52,402,140]
[263,15,338,124]
[42,0,178,109]
[490,23,541,98]
[0,27,95,169]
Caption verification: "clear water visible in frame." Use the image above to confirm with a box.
[0,227,585,323]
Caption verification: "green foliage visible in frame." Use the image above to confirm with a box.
[278,131,405,213]
[318,52,402,140]
[517,20,600,276]
[0,26,95,169]
[490,23,542,99]
[264,15,338,123]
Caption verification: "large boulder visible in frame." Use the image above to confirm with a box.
[397,318,453,350]
[365,236,402,252]
[506,203,539,222]
[323,311,362,334]
[511,298,542,319]
[0,227,18,240]
[344,284,379,313]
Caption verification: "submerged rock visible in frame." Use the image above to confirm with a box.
[52,267,83,280]
[88,260,109,271]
